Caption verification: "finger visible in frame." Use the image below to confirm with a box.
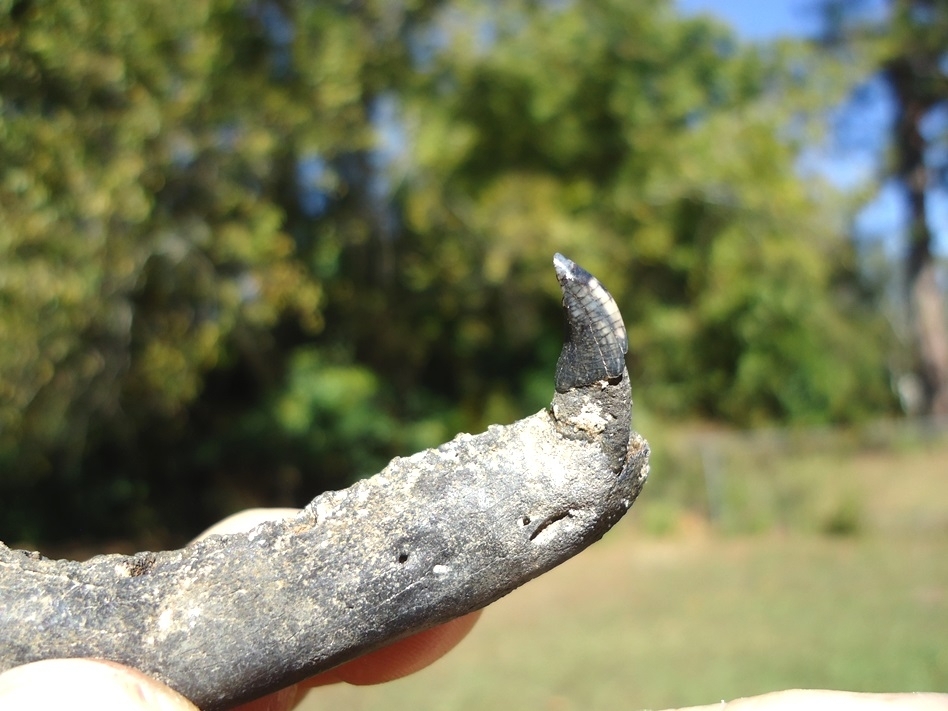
[229,613,481,711]
[193,508,303,540]
[304,609,482,687]
[0,658,197,711]
[0,513,304,711]
[662,690,948,711]
[225,686,301,711]
[192,509,307,710]
[193,509,482,697]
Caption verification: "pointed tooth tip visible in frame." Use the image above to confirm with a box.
[553,252,573,279]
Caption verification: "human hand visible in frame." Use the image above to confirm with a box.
[4,671,944,711]
[4,512,944,711]
[662,690,948,711]
[0,508,480,711]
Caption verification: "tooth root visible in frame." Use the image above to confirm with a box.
[553,253,628,393]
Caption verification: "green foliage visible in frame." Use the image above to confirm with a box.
[395,0,895,425]
[1,0,321,459]
[270,347,455,480]
[814,0,948,415]
[0,0,418,540]
[0,0,899,544]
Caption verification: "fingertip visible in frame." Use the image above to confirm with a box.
[0,659,197,711]
[194,508,303,540]
[227,685,301,711]
[307,610,482,688]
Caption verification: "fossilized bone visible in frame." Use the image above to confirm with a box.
[0,254,649,710]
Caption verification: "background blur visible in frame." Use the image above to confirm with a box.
[1,0,946,705]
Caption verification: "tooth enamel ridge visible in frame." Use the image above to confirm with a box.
[553,253,629,393]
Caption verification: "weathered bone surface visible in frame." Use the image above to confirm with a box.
[0,254,649,710]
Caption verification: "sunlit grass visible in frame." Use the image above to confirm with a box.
[305,529,948,710]
[642,419,948,536]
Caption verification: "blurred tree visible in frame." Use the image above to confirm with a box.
[387,0,894,425]
[0,0,898,546]
[0,0,439,543]
[818,0,948,415]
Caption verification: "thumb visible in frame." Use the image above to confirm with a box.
[0,659,197,711]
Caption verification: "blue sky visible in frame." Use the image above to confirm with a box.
[675,0,948,257]
[676,0,824,40]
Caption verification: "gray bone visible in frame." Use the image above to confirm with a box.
[0,255,649,710]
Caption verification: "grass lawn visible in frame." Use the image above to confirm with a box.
[303,429,948,710]
[304,527,947,710]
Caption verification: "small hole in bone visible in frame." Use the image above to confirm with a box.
[529,510,573,541]
[520,515,531,526]
[397,552,409,564]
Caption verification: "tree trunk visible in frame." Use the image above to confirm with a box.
[887,43,948,416]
